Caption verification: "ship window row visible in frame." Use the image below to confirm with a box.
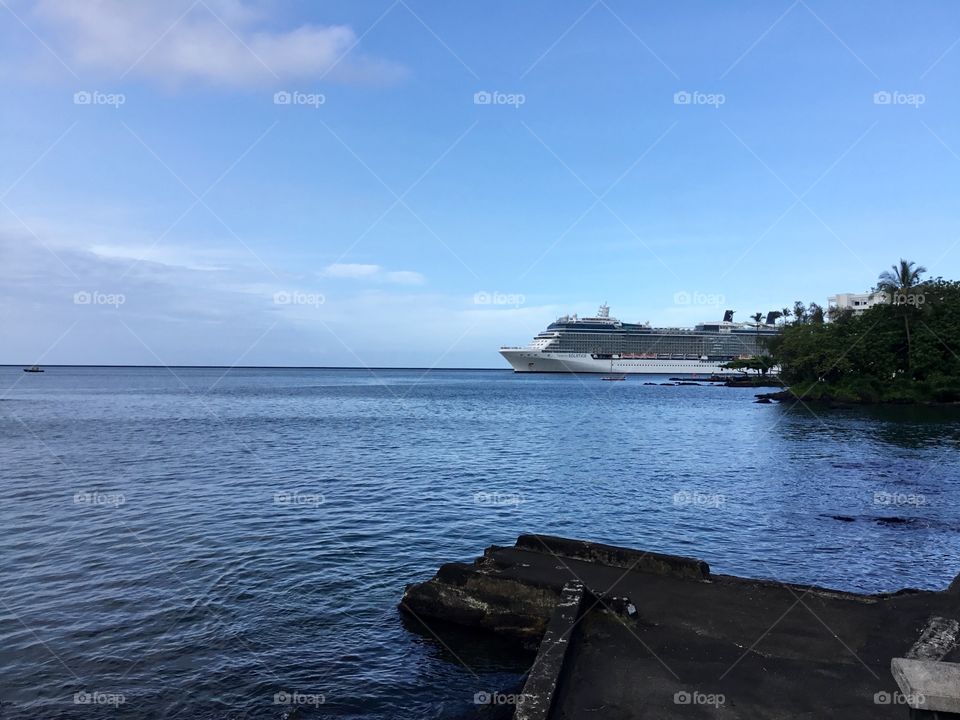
[549,333,765,355]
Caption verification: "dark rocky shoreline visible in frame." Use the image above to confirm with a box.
[754,387,960,407]
[665,374,784,388]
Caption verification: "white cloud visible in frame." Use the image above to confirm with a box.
[322,263,380,278]
[322,263,424,285]
[33,0,406,86]
[0,226,551,367]
[89,243,230,272]
[384,270,424,285]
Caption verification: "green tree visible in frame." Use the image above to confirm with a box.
[753,354,777,376]
[876,259,926,372]
[808,302,825,324]
[793,301,807,324]
[750,312,764,355]
[769,272,960,403]
[722,355,776,376]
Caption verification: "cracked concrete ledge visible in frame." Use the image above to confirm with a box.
[512,535,710,581]
[401,534,960,719]
[513,581,587,720]
[400,534,711,641]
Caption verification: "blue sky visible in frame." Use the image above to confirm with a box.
[3,0,960,367]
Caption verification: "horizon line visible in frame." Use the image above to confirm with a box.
[4,364,509,371]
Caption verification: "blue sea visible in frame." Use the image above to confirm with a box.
[2,367,959,719]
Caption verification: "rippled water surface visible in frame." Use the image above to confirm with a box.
[2,367,960,718]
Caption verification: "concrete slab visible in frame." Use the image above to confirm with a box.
[401,535,960,719]
[891,657,960,713]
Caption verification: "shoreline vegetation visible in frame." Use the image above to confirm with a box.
[727,260,960,406]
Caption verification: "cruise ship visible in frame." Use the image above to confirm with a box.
[499,304,780,374]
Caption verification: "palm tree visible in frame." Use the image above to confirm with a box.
[781,307,792,326]
[808,302,825,324]
[876,259,926,371]
[750,312,763,355]
[793,301,807,324]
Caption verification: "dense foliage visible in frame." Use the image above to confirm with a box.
[723,355,776,375]
[771,276,960,403]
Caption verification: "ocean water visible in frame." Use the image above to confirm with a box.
[2,366,959,719]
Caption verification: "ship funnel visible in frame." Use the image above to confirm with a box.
[723,310,734,323]
[765,311,781,325]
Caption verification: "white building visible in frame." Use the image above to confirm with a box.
[827,292,885,316]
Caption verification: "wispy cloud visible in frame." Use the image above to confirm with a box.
[383,270,424,285]
[89,243,231,272]
[32,0,407,87]
[322,262,380,279]
[322,263,424,285]
[0,228,524,366]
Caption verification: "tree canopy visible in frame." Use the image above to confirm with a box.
[771,272,960,403]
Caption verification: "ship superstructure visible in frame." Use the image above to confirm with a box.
[499,304,779,374]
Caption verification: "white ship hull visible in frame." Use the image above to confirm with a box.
[499,349,741,375]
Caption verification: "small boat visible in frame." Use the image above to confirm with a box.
[23,365,44,373]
